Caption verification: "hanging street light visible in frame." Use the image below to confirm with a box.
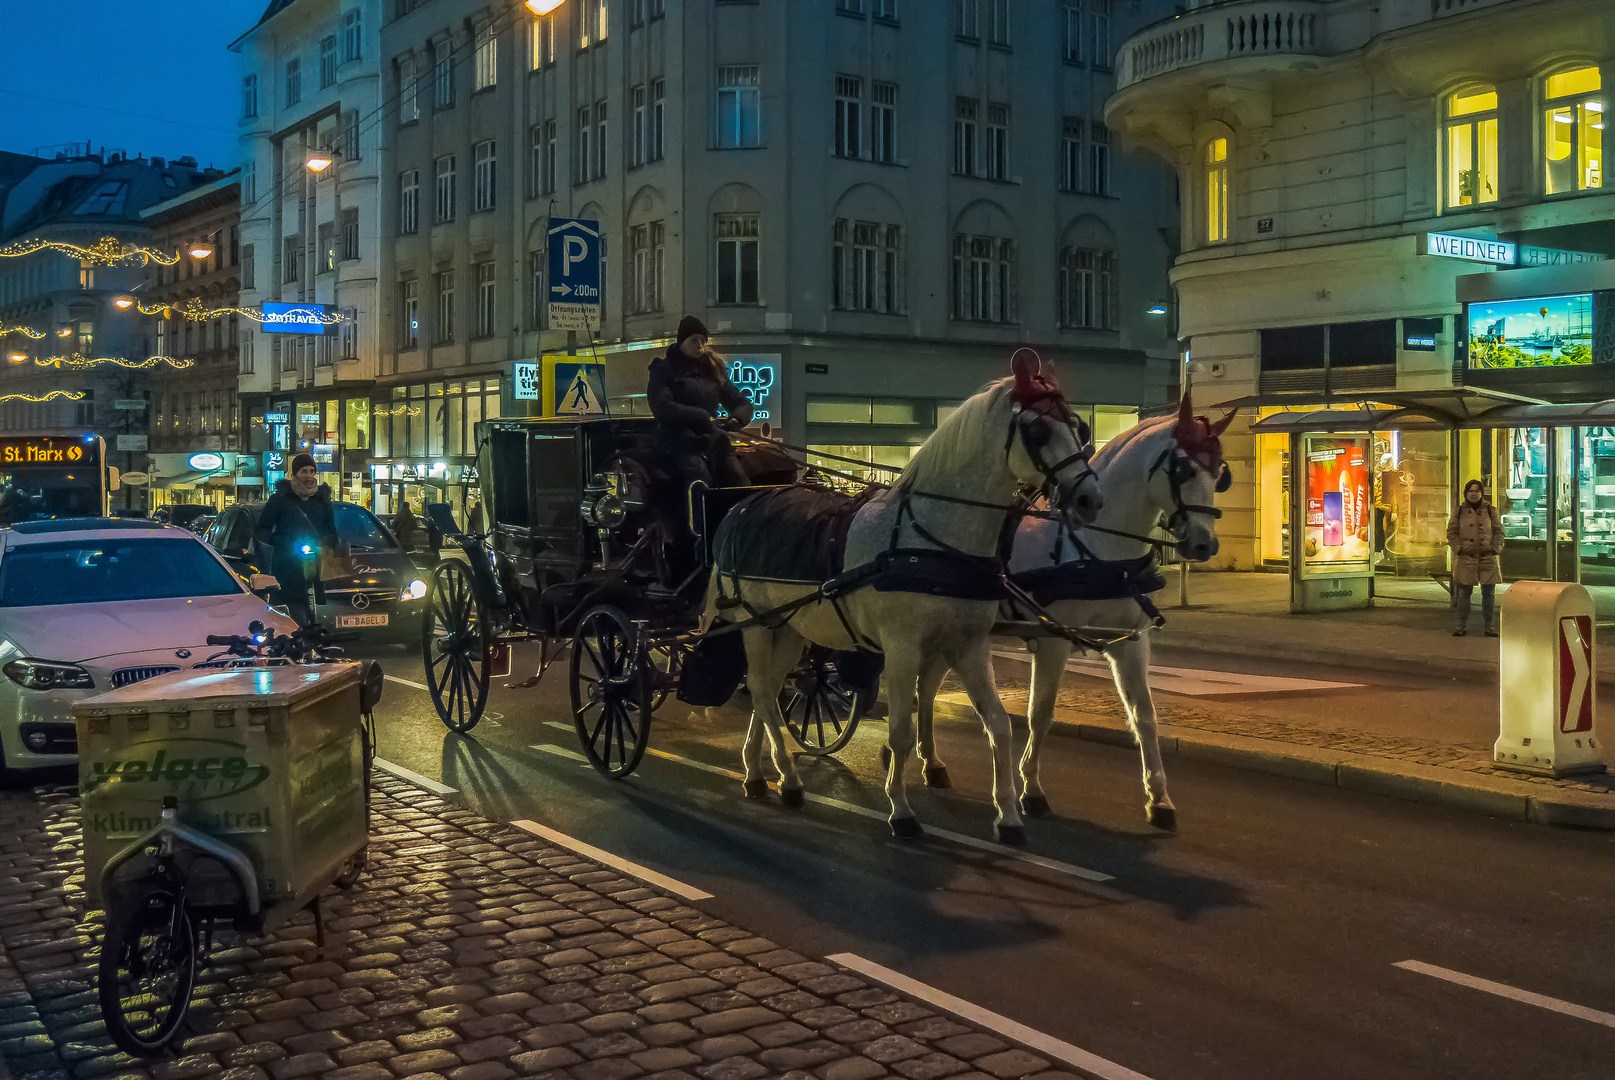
[188,242,214,260]
[305,151,335,173]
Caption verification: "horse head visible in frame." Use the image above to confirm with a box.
[1007,349,1103,526]
[1154,391,1234,561]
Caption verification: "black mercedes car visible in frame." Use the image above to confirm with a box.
[204,500,430,645]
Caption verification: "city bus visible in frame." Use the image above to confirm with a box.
[0,434,117,526]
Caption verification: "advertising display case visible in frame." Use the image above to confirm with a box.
[1300,435,1373,577]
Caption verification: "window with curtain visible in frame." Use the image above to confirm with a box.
[473,22,497,91]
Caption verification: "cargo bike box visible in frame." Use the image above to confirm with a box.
[74,663,368,924]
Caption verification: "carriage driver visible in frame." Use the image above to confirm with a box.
[647,315,754,491]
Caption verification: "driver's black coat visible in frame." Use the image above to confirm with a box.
[647,345,755,453]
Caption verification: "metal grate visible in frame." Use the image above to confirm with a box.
[110,665,180,689]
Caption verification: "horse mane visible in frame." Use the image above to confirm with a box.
[897,377,1014,493]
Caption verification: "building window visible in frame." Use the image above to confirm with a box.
[1090,121,1111,195]
[544,119,557,193]
[631,85,647,166]
[240,333,255,374]
[285,58,302,106]
[434,271,455,344]
[341,208,359,261]
[631,0,647,27]
[596,100,608,178]
[871,82,897,163]
[318,222,337,272]
[473,140,497,211]
[1443,85,1499,209]
[400,169,419,233]
[1089,0,1110,67]
[951,234,1015,323]
[986,103,1010,180]
[342,8,362,62]
[433,44,453,109]
[957,0,979,40]
[435,155,456,221]
[475,262,496,337]
[241,244,256,289]
[321,36,338,88]
[1205,137,1230,243]
[398,56,419,123]
[954,98,978,175]
[1059,247,1116,329]
[832,220,903,314]
[629,221,665,314]
[529,251,546,329]
[835,75,862,159]
[400,280,419,348]
[341,108,360,162]
[987,0,1008,45]
[1060,117,1083,191]
[1544,66,1602,195]
[1061,1,1081,63]
[282,235,302,283]
[651,79,666,160]
[339,307,358,359]
[242,162,256,204]
[715,213,760,304]
[716,66,761,148]
[577,106,593,183]
[242,74,258,118]
[531,15,554,69]
[474,22,497,91]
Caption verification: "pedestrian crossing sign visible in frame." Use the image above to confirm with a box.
[543,358,607,417]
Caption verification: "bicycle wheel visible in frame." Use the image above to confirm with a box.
[98,882,197,1056]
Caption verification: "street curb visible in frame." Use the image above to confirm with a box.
[931,700,1615,830]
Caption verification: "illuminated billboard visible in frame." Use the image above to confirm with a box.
[1466,293,1593,368]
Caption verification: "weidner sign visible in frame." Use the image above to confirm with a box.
[1420,232,1517,265]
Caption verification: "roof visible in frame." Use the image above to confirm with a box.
[3,158,222,240]
[4,518,177,538]
[139,172,241,225]
[231,0,304,50]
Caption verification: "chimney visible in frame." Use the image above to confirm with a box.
[150,156,165,168]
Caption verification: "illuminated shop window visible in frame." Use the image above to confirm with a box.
[1443,85,1498,208]
[1544,66,1602,195]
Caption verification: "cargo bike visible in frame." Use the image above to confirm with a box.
[420,415,872,776]
[76,625,384,1056]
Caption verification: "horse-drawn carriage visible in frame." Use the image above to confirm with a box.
[419,414,866,777]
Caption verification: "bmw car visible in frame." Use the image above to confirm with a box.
[0,518,298,774]
[205,501,429,646]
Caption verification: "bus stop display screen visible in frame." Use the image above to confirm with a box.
[0,436,101,466]
[0,436,103,525]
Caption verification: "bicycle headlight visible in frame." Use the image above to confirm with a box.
[403,578,428,600]
[3,659,94,691]
[299,543,316,556]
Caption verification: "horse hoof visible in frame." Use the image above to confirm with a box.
[879,746,893,770]
[996,824,1027,847]
[1020,794,1051,818]
[890,817,924,840]
[780,787,805,809]
[743,778,770,800]
[1148,805,1177,831]
[924,765,952,789]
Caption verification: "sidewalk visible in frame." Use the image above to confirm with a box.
[1155,570,1615,685]
[0,777,1098,1080]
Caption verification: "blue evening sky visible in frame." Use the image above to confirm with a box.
[0,0,262,169]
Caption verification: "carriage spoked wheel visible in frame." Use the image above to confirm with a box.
[98,882,198,1057]
[423,561,492,734]
[647,641,684,712]
[781,647,861,756]
[571,605,653,778]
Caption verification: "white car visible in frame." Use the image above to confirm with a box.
[0,518,298,774]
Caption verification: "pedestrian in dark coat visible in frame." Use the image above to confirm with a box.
[254,453,337,626]
[1447,478,1504,637]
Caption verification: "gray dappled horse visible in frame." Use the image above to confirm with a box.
[913,394,1232,830]
[704,352,1102,844]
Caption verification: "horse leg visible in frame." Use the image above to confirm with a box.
[1018,636,1070,819]
[1107,635,1175,830]
[881,644,924,839]
[947,639,1026,846]
[756,626,808,807]
[915,655,952,789]
[739,626,780,800]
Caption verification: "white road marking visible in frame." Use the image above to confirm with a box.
[992,648,1360,697]
[511,819,714,901]
[385,674,432,692]
[1394,960,1615,1029]
[530,743,592,765]
[828,953,1154,1080]
[374,757,457,795]
[642,748,1113,884]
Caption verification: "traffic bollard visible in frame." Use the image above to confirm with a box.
[1495,581,1606,777]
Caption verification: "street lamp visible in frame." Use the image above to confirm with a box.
[1146,304,1169,316]
[305,151,335,173]
[112,296,134,310]
[188,242,215,260]
[525,0,567,14]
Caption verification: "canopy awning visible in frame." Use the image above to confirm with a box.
[1208,385,1548,424]
[153,469,221,489]
[1454,400,1615,429]
[1247,408,1451,435]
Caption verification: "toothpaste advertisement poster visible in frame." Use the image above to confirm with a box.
[1302,435,1372,576]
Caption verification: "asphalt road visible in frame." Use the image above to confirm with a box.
[356,638,1615,1080]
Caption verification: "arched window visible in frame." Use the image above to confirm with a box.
[1443,85,1499,208]
[1204,138,1229,243]
[1544,66,1602,194]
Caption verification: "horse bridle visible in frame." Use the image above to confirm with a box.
[1007,399,1100,511]
[1149,444,1231,537]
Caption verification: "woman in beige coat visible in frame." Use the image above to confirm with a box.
[1447,478,1504,637]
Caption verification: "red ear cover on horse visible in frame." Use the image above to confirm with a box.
[1209,408,1237,437]
[1011,348,1060,406]
[1175,390,1196,442]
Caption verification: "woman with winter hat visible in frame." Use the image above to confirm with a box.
[253,453,337,626]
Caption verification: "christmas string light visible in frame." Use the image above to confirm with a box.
[373,403,422,417]
[132,297,347,324]
[32,354,193,370]
[0,235,181,267]
[0,323,45,339]
[0,390,86,403]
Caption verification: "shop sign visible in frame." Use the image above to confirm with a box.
[1300,435,1372,579]
[1419,231,1516,265]
[113,399,146,411]
[264,451,285,472]
[1516,245,1607,268]
[261,302,334,335]
[514,362,539,400]
[188,452,225,471]
[115,434,148,452]
[1403,317,1442,352]
[725,354,780,423]
[265,412,288,423]
[120,471,150,485]
[546,218,602,331]
[298,413,319,425]
[312,443,336,466]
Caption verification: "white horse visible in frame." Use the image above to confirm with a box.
[912,394,1231,830]
[704,352,1102,844]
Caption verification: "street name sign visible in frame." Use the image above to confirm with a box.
[547,218,602,332]
[113,399,147,411]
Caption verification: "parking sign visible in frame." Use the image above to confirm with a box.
[547,218,602,332]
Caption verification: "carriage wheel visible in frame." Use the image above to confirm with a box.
[422,562,491,734]
[98,882,197,1057]
[781,648,861,756]
[571,606,652,778]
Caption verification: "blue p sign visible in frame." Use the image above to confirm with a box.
[547,218,602,332]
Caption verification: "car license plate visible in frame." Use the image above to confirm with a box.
[337,613,389,628]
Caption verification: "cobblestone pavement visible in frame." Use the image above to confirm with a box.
[0,776,1089,1080]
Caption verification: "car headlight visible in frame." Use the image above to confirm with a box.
[402,578,428,601]
[3,659,94,691]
